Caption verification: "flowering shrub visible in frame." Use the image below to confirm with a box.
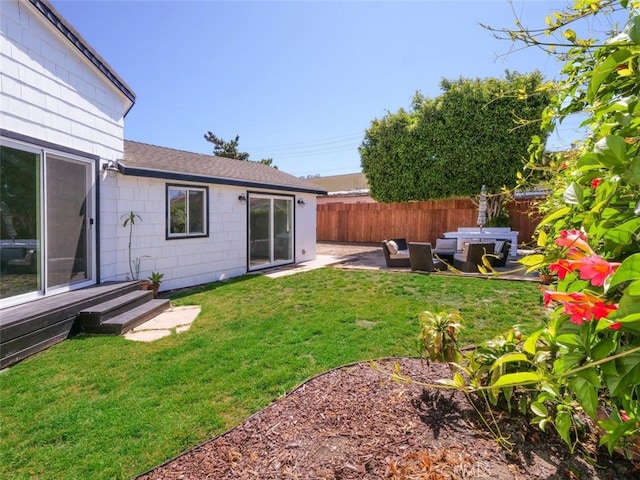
[426,0,640,459]
[495,0,640,457]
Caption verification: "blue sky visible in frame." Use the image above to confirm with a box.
[52,0,618,177]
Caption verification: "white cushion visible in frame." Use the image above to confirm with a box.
[435,238,457,251]
[387,240,398,255]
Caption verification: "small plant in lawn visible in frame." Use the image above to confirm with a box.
[418,309,463,364]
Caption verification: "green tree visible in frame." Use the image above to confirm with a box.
[359,71,551,223]
[204,132,250,161]
[204,132,277,168]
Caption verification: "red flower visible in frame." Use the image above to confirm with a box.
[541,289,618,325]
[556,230,594,258]
[591,302,617,320]
[609,322,622,330]
[549,259,574,280]
[571,255,621,287]
[591,178,601,188]
[563,301,592,325]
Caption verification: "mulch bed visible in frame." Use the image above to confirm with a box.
[137,358,637,479]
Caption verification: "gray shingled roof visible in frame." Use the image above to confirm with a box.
[122,140,327,194]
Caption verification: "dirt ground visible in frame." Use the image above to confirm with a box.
[136,359,637,479]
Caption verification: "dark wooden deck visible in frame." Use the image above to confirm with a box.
[0,282,146,369]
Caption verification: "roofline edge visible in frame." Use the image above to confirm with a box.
[119,165,327,195]
[29,0,136,112]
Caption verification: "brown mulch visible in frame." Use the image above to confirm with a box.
[137,358,637,479]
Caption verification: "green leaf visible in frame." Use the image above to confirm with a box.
[531,401,548,417]
[602,351,640,396]
[588,49,632,104]
[492,372,542,388]
[603,218,640,245]
[554,351,584,374]
[490,352,530,371]
[555,333,583,348]
[626,280,640,297]
[576,152,602,171]
[536,207,571,230]
[555,409,573,448]
[608,254,640,289]
[601,420,638,455]
[593,135,628,167]
[627,15,640,44]
[591,336,617,361]
[523,329,542,355]
[569,377,598,418]
[575,367,600,387]
[623,156,640,185]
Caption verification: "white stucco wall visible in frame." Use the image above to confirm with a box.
[0,0,130,161]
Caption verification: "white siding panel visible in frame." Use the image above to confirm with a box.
[0,0,128,162]
[112,176,253,291]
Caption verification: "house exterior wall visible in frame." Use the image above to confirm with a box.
[294,193,317,263]
[107,175,318,292]
[0,0,129,161]
[1,0,133,292]
[1,0,318,297]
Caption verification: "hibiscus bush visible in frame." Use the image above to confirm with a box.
[489,0,640,457]
[430,0,640,458]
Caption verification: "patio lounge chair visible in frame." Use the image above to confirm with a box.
[382,238,410,268]
[408,242,445,272]
[433,238,457,263]
[7,249,36,273]
[453,242,494,273]
[490,239,511,268]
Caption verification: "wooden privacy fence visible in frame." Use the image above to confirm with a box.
[317,198,541,247]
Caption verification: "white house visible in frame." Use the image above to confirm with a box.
[0,0,325,309]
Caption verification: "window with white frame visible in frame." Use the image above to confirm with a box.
[166,184,208,238]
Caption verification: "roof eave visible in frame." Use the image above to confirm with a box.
[30,0,136,113]
[118,164,327,195]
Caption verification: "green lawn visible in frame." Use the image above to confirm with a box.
[0,268,545,479]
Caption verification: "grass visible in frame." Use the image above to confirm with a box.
[0,268,545,479]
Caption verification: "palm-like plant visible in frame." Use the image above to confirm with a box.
[121,211,142,280]
[418,309,463,364]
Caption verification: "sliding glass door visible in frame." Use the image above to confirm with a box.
[0,140,95,305]
[248,194,293,270]
[46,155,93,289]
[0,145,40,300]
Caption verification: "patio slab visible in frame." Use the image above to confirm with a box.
[124,305,201,342]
